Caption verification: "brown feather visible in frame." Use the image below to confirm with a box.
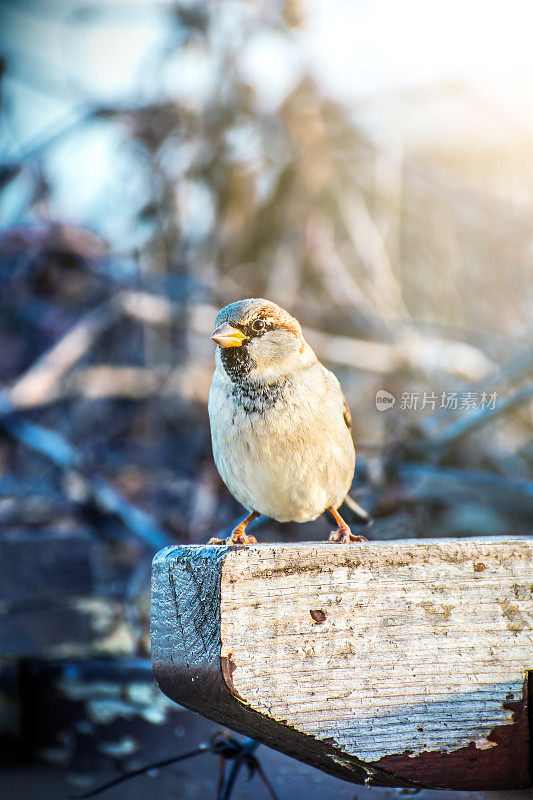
[342,394,352,432]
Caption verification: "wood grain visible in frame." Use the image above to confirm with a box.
[151,538,532,790]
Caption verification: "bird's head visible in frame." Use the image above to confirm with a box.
[211,298,311,384]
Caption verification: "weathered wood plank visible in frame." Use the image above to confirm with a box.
[151,538,533,790]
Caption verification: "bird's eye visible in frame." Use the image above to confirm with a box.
[251,319,265,333]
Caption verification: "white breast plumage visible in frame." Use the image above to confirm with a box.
[208,359,355,523]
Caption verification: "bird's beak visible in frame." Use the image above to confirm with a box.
[211,322,247,348]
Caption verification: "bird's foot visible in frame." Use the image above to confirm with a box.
[208,510,259,545]
[207,530,258,546]
[328,525,367,544]
[228,530,257,545]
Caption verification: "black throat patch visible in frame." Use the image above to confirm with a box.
[219,347,286,413]
[219,345,255,384]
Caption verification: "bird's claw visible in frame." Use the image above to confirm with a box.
[329,528,368,544]
[228,531,257,545]
[207,532,257,546]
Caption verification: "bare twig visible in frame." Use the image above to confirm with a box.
[116,290,177,326]
[430,383,533,452]
[68,734,277,800]
[6,290,179,412]
[255,761,281,800]
[216,738,279,800]
[8,303,116,410]
[69,745,211,799]
[336,191,408,319]
[398,463,533,498]
[305,213,382,319]
[421,341,533,435]
[68,365,166,401]
[0,105,97,181]
[479,342,533,390]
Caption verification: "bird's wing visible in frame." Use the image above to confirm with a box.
[341,392,352,432]
[319,363,352,432]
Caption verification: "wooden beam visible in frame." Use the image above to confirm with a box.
[151,538,532,791]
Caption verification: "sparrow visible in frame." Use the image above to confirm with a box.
[207,298,369,545]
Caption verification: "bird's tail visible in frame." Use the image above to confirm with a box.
[341,494,373,527]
